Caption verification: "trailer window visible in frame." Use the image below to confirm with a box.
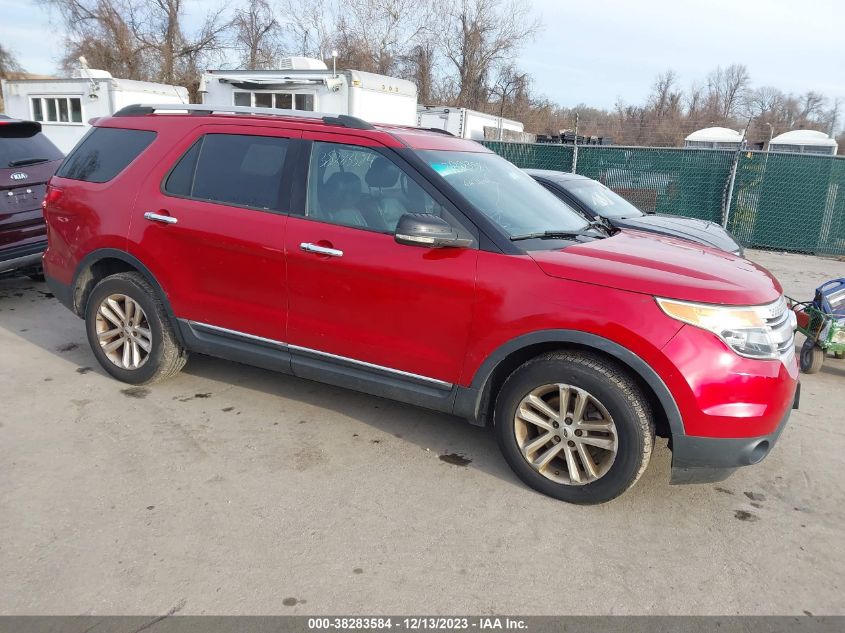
[231,91,314,111]
[31,97,83,124]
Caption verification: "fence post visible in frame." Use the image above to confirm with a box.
[722,123,750,228]
[571,112,579,173]
[722,153,739,228]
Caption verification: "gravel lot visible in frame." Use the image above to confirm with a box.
[1,249,844,616]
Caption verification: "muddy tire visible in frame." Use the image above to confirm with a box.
[85,272,187,385]
[494,351,654,505]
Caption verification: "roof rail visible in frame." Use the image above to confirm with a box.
[112,103,375,130]
[420,127,455,136]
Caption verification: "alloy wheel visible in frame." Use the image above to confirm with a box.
[95,294,152,370]
[513,383,618,485]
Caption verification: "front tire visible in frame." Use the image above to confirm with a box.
[494,351,654,505]
[85,272,187,385]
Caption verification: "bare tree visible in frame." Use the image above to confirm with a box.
[281,0,335,61]
[402,42,437,104]
[232,0,283,70]
[825,97,841,136]
[0,43,24,112]
[136,0,228,91]
[40,0,149,80]
[41,0,226,99]
[707,63,751,122]
[490,63,529,130]
[0,43,23,77]
[649,70,681,119]
[442,0,539,111]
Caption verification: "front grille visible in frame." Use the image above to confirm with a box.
[763,297,796,359]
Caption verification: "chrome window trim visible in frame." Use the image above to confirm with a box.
[188,320,453,389]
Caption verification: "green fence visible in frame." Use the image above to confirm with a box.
[482,141,845,256]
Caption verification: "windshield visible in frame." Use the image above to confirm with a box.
[417,150,589,236]
[564,180,644,219]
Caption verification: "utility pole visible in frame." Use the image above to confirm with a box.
[571,112,579,174]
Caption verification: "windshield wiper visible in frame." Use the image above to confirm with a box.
[510,229,605,241]
[588,218,618,235]
[8,157,50,167]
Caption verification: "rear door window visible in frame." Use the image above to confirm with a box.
[164,133,290,212]
[57,127,156,182]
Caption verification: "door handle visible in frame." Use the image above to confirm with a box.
[144,211,178,225]
[300,242,343,257]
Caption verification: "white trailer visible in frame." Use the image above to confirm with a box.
[417,106,524,140]
[0,69,188,154]
[200,58,417,126]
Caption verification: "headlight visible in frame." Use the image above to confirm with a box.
[656,297,794,360]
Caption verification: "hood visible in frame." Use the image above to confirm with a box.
[613,214,742,254]
[529,230,781,305]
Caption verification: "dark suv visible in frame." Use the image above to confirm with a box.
[0,116,63,276]
[43,104,798,504]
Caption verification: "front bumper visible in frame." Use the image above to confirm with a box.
[669,381,798,484]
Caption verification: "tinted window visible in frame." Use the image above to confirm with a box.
[57,127,155,183]
[0,126,63,167]
[307,142,451,233]
[164,140,201,197]
[166,134,289,211]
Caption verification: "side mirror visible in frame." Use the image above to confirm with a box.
[394,213,472,248]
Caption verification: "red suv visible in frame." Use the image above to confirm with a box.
[42,104,799,504]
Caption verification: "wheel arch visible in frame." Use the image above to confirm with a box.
[454,330,683,440]
[70,249,183,344]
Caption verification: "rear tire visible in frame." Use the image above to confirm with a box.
[85,272,187,385]
[494,351,654,505]
[800,339,824,374]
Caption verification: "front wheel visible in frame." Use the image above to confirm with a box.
[494,351,654,505]
[799,338,824,374]
[85,272,187,384]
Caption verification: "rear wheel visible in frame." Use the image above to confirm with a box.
[800,339,825,374]
[85,272,187,384]
[494,351,654,505]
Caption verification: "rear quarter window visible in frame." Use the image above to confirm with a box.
[57,127,156,183]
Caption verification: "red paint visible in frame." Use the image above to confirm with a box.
[530,229,782,305]
[43,110,798,449]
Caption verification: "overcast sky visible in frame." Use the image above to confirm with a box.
[1,0,843,111]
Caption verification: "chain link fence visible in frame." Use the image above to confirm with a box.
[482,141,845,256]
